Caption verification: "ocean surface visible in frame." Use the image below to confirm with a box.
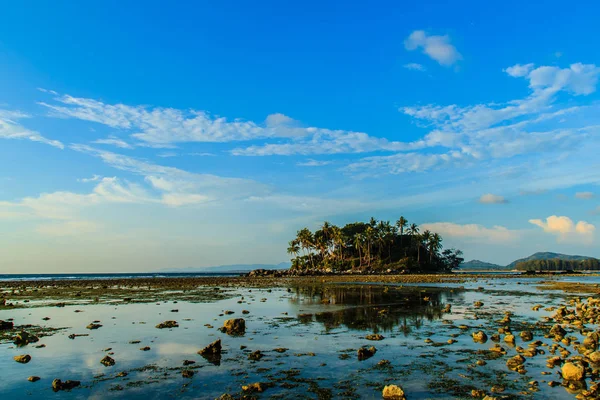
[0,272,242,282]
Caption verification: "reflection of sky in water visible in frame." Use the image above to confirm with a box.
[0,279,596,399]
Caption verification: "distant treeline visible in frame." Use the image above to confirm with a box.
[515,258,600,271]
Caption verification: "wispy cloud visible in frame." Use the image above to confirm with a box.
[575,191,594,199]
[404,30,462,66]
[479,194,508,204]
[0,110,64,149]
[297,159,333,167]
[420,222,519,243]
[403,63,426,72]
[93,137,134,149]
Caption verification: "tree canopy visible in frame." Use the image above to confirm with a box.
[515,258,600,272]
[287,217,463,274]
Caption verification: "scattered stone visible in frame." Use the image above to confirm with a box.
[0,320,14,330]
[248,350,264,361]
[86,323,102,330]
[199,339,222,365]
[382,384,406,399]
[183,360,196,366]
[561,361,585,381]
[116,371,128,377]
[506,355,526,370]
[242,382,269,393]
[273,348,288,353]
[68,333,89,340]
[220,318,245,335]
[182,370,194,378]
[140,347,151,351]
[472,331,488,343]
[365,333,384,341]
[100,356,115,367]
[156,320,178,329]
[377,359,391,367]
[14,331,39,346]
[504,334,515,345]
[474,301,484,308]
[357,346,376,361]
[242,310,250,314]
[520,331,533,342]
[52,379,80,392]
[224,310,234,315]
[14,354,31,364]
[471,389,486,397]
[28,376,40,382]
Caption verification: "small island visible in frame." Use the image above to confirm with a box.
[286,217,464,274]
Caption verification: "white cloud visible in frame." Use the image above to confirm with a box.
[529,215,595,243]
[0,110,64,149]
[297,159,333,167]
[479,194,507,204]
[403,63,426,71]
[575,191,594,199]
[504,63,534,78]
[404,30,462,66]
[36,220,100,236]
[93,137,134,149]
[78,175,103,183]
[420,222,518,243]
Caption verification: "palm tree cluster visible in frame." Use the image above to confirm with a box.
[287,217,463,273]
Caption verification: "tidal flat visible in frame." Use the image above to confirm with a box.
[1,275,600,399]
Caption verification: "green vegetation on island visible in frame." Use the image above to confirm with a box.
[287,217,464,274]
[516,257,600,272]
[507,252,598,270]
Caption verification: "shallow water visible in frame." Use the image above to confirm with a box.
[0,278,597,399]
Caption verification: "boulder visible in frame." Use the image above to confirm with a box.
[366,334,385,341]
[220,318,245,335]
[357,346,376,361]
[248,350,264,361]
[242,382,269,393]
[198,339,222,365]
[504,334,515,345]
[182,370,194,378]
[472,331,488,343]
[14,354,31,364]
[155,321,178,329]
[100,355,115,367]
[506,355,525,370]
[550,324,567,339]
[86,323,102,330]
[588,351,600,363]
[562,362,585,381]
[0,320,13,330]
[14,331,39,346]
[28,376,40,382]
[382,384,406,399]
[52,379,80,392]
[520,331,533,341]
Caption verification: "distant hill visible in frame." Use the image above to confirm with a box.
[460,260,506,270]
[506,252,598,270]
[162,262,291,273]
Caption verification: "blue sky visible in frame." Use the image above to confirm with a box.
[2,1,600,272]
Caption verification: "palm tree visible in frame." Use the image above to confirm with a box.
[297,228,315,268]
[406,223,419,258]
[396,216,408,249]
[419,230,432,265]
[429,233,443,263]
[331,226,344,262]
[365,226,375,267]
[353,233,364,267]
[287,239,300,258]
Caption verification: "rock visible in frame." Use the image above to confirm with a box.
[199,339,222,365]
[156,320,178,329]
[140,347,151,351]
[242,382,269,393]
[28,376,40,382]
[14,354,31,363]
[471,389,486,397]
[443,304,452,313]
[248,350,264,361]
[0,320,14,330]
[366,334,385,341]
[550,324,566,339]
[224,310,234,315]
[101,355,115,367]
[588,351,600,363]
[52,379,80,392]
[562,361,585,381]
[14,331,39,346]
[220,318,245,335]
[183,360,196,366]
[377,359,391,367]
[520,331,533,342]
[504,334,515,344]
[472,331,488,343]
[182,370,194,378]
[242,310,250,314]
[474,301,484,308]
[86,323,102,330]
[216,395,235,400]
[357,346,376,361]
[116,371,128,377]
[506,355,526,370]
[382,384,406,399]
[476,360,487,366]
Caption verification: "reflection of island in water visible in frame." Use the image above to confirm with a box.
[288,284,465,334]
